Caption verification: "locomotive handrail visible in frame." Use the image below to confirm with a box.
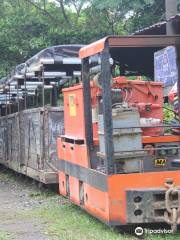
[113,124,180,129]
[113,146,180,153]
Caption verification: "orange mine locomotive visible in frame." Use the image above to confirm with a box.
[57,36,180,232]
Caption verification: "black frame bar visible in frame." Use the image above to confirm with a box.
[100,43,114,174]
[176,44,180,122]
[82,42,114,174]
[82,57,94,167]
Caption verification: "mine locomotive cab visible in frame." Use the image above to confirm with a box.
[57,36,180,232]
[79,35,180,175]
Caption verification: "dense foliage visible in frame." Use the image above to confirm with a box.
[0,0,179,77]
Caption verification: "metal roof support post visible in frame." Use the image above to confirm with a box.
[176,45,180,121]
[166,1,179,123]
[8,84,11,114]
[82,57,93,167]
[42,66,45,107]
[50,87,52,106]
[24,64,27,109]
[5,94,7,116]
[54,85,58,106]
[101,43,114,174]
[166,0,177,35]
[32,95,35,107]
[35,89,38,107]
[51,84,57,107]
[17,79,20,112]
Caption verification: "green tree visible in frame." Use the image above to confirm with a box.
[0,0,179,78]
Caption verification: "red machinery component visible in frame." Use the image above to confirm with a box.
[113,77,164,136]
[62,77,164,139]
[168,83,179,119]
[168,82,177,103]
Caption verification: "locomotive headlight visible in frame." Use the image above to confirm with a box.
[157,145,178,157]
[171,148,178,156]
[158,149,166,156]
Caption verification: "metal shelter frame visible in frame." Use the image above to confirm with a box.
[80,35,180,174]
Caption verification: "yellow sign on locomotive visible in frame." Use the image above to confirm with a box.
[155,158,167,167]
[69,94,76,117]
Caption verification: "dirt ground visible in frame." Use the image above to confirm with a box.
[0,166,50,240]
[0,166,130,240]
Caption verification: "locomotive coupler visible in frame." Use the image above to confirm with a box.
[164,179,180,233]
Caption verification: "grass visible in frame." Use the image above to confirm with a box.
[27,196,180,240]
[147,234,180,240]
[28,194,180,240]
[28,188,55,198]
[30,198,132,240]
[0,231,12,240]
[1,167,180,240]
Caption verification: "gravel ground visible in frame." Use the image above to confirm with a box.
[0,166,51,240]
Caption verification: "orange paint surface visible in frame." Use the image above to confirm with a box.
[69,176,80,205]
[142,135,180,144]
[108,171,180,224]
[83,183,109,222]
[79,37,107,59]
[57,138,89,168]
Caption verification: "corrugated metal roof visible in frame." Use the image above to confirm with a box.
[169,13,180,21]
[134,14,180,35]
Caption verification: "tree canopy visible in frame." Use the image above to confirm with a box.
[0,0,179,77]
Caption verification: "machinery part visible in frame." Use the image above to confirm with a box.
[112,78,164,136]
[164,179,180,233]
[98,107,144,173]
